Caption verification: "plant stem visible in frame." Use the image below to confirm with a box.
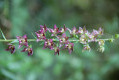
[0,39,36,42]
[0,38,115,42]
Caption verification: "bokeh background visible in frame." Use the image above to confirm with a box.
[0,0,119,80]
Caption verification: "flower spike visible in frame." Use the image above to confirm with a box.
[4,24,108,55]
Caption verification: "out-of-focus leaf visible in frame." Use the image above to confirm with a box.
[0,28,6,40]
[1,69,15,80]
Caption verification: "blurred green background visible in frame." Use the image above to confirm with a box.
[0,0,119,80]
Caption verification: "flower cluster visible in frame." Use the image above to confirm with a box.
[6,35,33,56]
[6,24,104,56]
[34,25,103,55]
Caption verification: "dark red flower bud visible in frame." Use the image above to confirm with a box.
[6,44,15,54]
[21,47,33,56]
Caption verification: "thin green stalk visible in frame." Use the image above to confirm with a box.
[0,38,115,42]
[0,39,36,42]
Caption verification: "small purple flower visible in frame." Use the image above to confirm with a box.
[59,24,67,34]
[85,31,95,42]
[16,35,28,48]
[6,44,15,54]
[48,24,59,36]
[44,39,54,50]
[58,33,69,44]
[35,30,46,42]
[83,44,91,51]
[78,27,87,34]
[92,29,99,37]
[40,24,47,33]
[79,35,87,44]
[67,27,78,36]
[87,34,95,42]
[21,47,33,56]
[91,28,103,38]
[54,47,60,55]
[98,40,105,46]
[65,42,74,54]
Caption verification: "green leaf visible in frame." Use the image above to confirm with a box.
[0,28,7,40]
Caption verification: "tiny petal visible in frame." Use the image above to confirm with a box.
[67,28,71,34]
[21,48,27,52]
[54,24,57,29]
[72,27,76,34]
